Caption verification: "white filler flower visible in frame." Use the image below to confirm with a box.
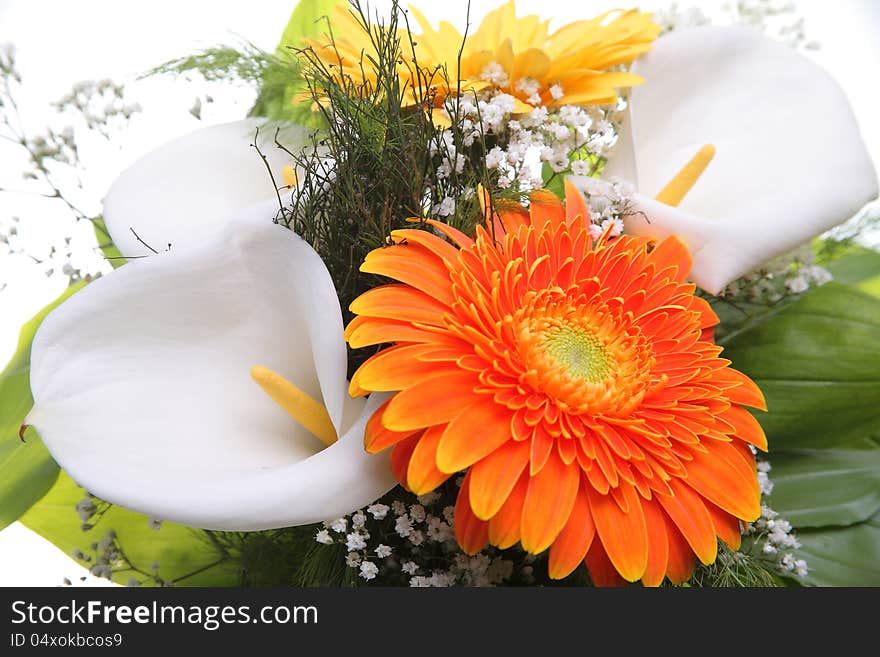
[572,26,877,294]
[26,119,397,530]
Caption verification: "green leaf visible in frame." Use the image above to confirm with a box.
[250,0,343,124]
[793,510,880,586]
[541,162,566,199]
[21,472,239,586]
[0,282,86,531]
[768,447,880,528]
[92,216,125,268]
[823,246,880,297]
[721,283,880,449]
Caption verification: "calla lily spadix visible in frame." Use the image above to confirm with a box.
[572,26,878,295]
[25,119,397,531]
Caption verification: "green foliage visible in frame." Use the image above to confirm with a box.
[149,42,277,84]
[149,42,308,124]
[234,526,354,587]
[0,282,85,531]
[709,295,797,344]
[821,244,880,297]
[147,0,343,128]
[721,282,880,585]
[688,544,783,587]
[794,510,880,586]
[21,473,238,586]
[541,161,566,199]
[767,446,880,527]
[252,0,346,124]
[149,1,345,125]
[287,3,460,375]
[721,282,880,450]
[275,0,345,57]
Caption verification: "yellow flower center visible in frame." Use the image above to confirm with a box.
[543,325,611,383]
[514,289,654,416]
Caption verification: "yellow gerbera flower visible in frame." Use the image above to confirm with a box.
[308,1,660,109]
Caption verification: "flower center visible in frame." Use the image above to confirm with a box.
[543,326,611,383]
[511,289,655,416]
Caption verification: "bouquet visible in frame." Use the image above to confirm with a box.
[1,0,878,588]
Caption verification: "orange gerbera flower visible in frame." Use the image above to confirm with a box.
[345,183,767,586]
[309,1,659,109]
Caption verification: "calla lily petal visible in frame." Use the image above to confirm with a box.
[607,26,878,294]
[27,208,396,530]
[103,119,310,258]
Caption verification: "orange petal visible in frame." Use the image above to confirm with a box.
[714,368,767,411]
[345,316,454,349]
[496,206,530,235]
[587,482,649,582]
[529,190,566,231]
[360,246,455,305]
[548,485,595,579]
[530,423,555,475]
[648,235,692,283]
[436,401,515,473]
[720,405,768,451]
[352,344,459,393]
[350,284,449,326]
[564,179,591,225]
[656,478,717,565]
[585,538,627,587]
[640,500,669,587]
[478,185,523,236]
[406,217,474,249]
[407,425,453,495]
[684,441,761,521]
[488,472,529,549]
[382,371,478,431]
[663,510,696,584]
[365,397,418,452]
[469,440,531,520]
[390,434,421,488]
[689,295,719,330]
[455,472,490,554]
[520,450,580,554]
[705,499,743,551]
[389,228,460,263]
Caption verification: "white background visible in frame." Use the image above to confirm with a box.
[0,0,878,586]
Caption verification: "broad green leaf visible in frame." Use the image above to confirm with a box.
[721,283,880,449]
[824,246,880,297]
[250,0,343,123]
[793,510,880,586]
[768,447,880,528]
[0,282,85,531]
[21,472,239,587]
[92,216,126,268]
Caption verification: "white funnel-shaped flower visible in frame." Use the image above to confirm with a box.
[583,26,878,294]
[27,122,396,530]
[102,118,310,258]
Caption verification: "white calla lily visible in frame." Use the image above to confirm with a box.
[27,121,397,531]
[103,118,309,258]
[574,26,878,294]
